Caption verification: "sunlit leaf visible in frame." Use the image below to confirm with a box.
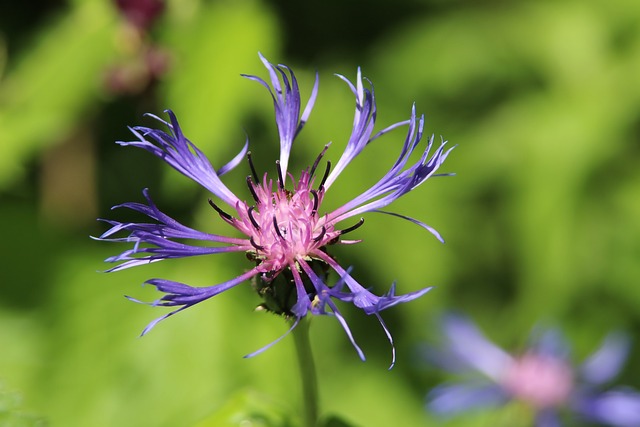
[0,0,119,188]
[192,389,296,427]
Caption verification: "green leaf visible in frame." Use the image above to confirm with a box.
[319,414,360,427]
[0,0,119,188]
[0,383,47,427]
[192,389,296,427]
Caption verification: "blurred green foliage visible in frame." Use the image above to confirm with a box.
[1,0,640,425]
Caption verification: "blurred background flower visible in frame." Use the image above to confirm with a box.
[425,314,640,426]
[1,0,640,426]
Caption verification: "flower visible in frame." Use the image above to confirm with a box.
[114,0,165,31]
[97,53,453,366]
[426,314,640,426]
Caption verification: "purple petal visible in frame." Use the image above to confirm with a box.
[580,332,630,386]
[297,259,366,361]
[242,53,316,179]
[133,268,260,334]
[369,119,411,142]
[289,262,313,318]
[298,71,319,138]
[217,134,249,176]
[529,327,570,360]
[103,244,243,272]
[314,250,431,315]
[426,382,508,415]
[311,253,431,368]
[313,252,382,311]
[373,312,396,369]
[244,317,300,359]
[336,140,452,220]
[330,108,453,225]
[373,282,433,312]
[101,189,244,243]
[120,111,242,207]
[439,314,513,382]
[137,305,190,336]
[372,209,444,243]
[324,69,378,189]
[577,388,640,427]
[535,409,562,427]
[97,189,249,271]
[330,107,423,210]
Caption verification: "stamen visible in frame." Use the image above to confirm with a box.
[318,160,331,190]
[208,199,233,221]
[250,236,265,250]
[246,176,260,204]
[275,160,285,190]
[313,226,327,242]
[248,206,261,230]
[310,190,319,215]
[246,151,259,182]
[309,144,330,178]
[273,216,285,239]
[340,217,365,235]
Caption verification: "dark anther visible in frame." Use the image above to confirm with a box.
[310,190,319,215]
[313,226,327,242]
[275,160,285,190]
[246,176,260,204]
[246,151,259,183]
[318,160,331,190]
[273,216,285,239]
[339,217,365,235]
[208,199,233,221]
[248,206,260,230]
[309,144,330,179]
[250,236,265,250]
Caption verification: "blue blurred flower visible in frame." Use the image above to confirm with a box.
[98,54,453,365]
[426,315,640,426]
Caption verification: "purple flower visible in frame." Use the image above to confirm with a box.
[114,0,165,30]
[426,314,640,426]
[97,53,453,366]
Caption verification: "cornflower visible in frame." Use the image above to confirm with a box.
[98,54,453,365]
[426,314,640,426]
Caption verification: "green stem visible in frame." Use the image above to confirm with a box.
[292,317,319,427]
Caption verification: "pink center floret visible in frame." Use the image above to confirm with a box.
[234,171,339,273]
[501,353,574,409]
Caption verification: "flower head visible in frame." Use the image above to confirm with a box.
[97,54,454,366]
[114,0,165,31]
[426,314,640,426]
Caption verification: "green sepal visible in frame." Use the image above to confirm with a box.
[252,257,331,316]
